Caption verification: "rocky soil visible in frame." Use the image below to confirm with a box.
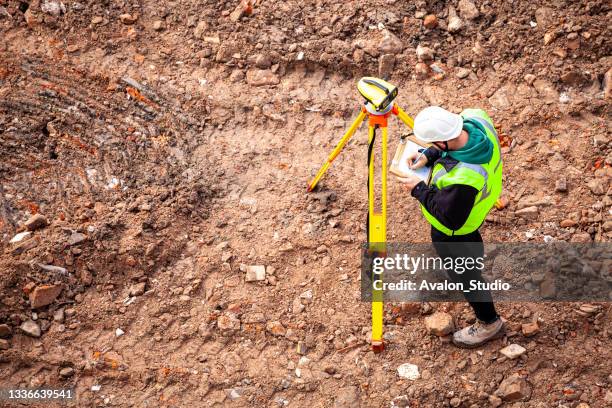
[1,0,611,407]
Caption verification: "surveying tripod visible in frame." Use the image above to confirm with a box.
[307,77,415,352]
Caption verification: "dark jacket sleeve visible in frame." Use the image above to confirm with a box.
[422,147,441,166]
[411,181,479,231]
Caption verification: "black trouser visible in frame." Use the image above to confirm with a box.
[431,227,498,324]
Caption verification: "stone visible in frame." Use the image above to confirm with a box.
[603,220,612,232]
[416,44,434,61]
[560,70,586,86]
[229,0,253,22]
[129,282,146,296]
[228,70,244,82]
[119,13,137,25]
[0,339,9,350]
[194,21,207,39]
[604,68,612,99]
[0,324,11,339]
[524,74,536,85]
[555,177,567,192]
[152,20,163,31]
[59,367,74,378]
[217,312,241,330]
[41,1,65,17]
[29,285,63,309]
[456,68,471,79]
[521,322,539,337]
[578,304,599,315]
[53,309,64,323]
[378,54,395,78]
[495,373,531,401]
[450,397,462,407]
[447,7,464,33]
[333,386,360,408]
[115,328,124,337]
[415,62,430,79]
[254,54,271,69]
[397,363,420,380]
[458,0,479,20]
[535,7,555,28]
[448,16,464,33]
[560,219,577,228]
[20,320,41,337]
[424,312,454,336]
[68,232,86,246]
[292,297,305,314]
[215,42,237,62]
[499,344,527,359]
[24,214,48,231]
[246,69,279,86]
[378,30,403,54]
[516,206,539,218]
[587,179,606,195]
[544,32,556,45]
[488,394,502,407]
[10,231,31,243]
[245,265,266,282]
[423,15,438,29]
[266,321,286,336]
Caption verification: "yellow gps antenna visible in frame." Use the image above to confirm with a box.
[307,77,414,352]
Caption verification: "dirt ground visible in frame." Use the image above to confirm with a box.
[1,0,611,407]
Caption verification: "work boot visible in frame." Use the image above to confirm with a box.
[452,318,504,348]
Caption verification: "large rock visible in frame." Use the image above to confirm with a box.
[24,214,48,231]
[534,7,555,29]
[244,265,266,282]
[416,44,434,61]
[423,15,438,29]
[378,54,395,78]
[20,320,41,338]
[604,68,612,99]
[397,363,420,380]
[424,312,454,336]
[495,373,532,402]
[0,324,11,339]
[458,0,479,20]
[217,312,241,331]
[378,29,403,54]
[447,6,464,33]
[215,42,237,62]
[499,343,526,359]
[194,21,207,39]
[246,69,279,86]
[41,0,66,17]
[29,284,63,308]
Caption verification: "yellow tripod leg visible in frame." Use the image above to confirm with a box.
[394,104,415,130]
[368,125,387,352]
[307,110,367,192]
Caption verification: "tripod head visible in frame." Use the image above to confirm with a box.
[357,77,398,115]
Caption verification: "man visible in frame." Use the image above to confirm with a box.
[398,106,503,347]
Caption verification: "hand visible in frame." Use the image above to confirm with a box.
[396,175,422,193]
[406,151,427,169]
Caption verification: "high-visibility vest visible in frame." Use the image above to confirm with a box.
[421,109,503,236]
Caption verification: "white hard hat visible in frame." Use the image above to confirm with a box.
[413,106,463,143]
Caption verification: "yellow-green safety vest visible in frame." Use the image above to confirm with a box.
[421,109,503,236]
